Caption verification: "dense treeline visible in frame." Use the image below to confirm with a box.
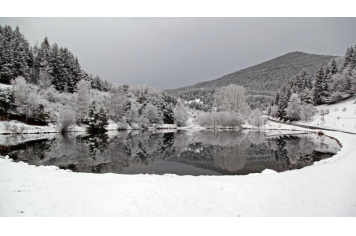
[0,25,183,133]
[269,45,356,121]
[169,87,273,111]
[0,25,109,92]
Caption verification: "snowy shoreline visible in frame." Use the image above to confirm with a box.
[1,129,355,216]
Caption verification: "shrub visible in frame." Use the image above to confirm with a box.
[19,125,26,133]
[57,109,76,134]
[3,122,11,131]
[10,124,18,133]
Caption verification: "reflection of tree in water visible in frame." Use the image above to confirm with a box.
[269,135,318,171]
[4,131,336,175]
[82,134,109,158]
[6,138,53,163]
[175,131,251,172]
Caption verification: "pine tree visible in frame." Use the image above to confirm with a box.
[87,101,109,133]
[330,58,338,75]
[300,89,312,104]
[30,44,40,84]
[351,46,356,70]
[322,66,331,103]
[313,67,324,105]
[299,70,310,91]
[98,108,109,130]
[343,47,353,69]
[72,57,82,91]
[37,37,52,73]
[54,47,67,91]
[0,25,14,82]
[277,86,288,120]
[87,101,99,132]
[267,100,274,115]
[274,93,280,106]
[12,27,30,79]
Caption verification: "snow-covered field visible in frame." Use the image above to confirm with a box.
[295,97,356,134]
[1,129,355,216]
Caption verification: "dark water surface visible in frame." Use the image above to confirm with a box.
[0,130,340,176]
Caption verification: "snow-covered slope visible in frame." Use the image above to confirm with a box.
[1,130,355,216]
[295,97,356,134]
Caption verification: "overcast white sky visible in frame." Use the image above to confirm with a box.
[1,18,355,89]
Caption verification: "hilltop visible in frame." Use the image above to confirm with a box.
[172,52,334,94]
[168,52,334,110]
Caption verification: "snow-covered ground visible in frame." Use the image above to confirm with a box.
[0,83,12,89]
[0,119,135,134]
[1,129,355,216]
[178,115,205,131]
[0,120,88,134]
[295,97,356,134]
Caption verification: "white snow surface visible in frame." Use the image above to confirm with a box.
[295,97,356,134]
[0,120,87,134]
[0,83,12,89]
[1,130,356,216]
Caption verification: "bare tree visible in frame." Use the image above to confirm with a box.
[76,79,91,123]
[300,104,314,122]
[250,109,265,129]
[214,84,250,116]
[109,85,126,122]
[174,98,189,127]
[57,108,76,134]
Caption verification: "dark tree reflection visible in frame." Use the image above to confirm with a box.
[2,131,340,175]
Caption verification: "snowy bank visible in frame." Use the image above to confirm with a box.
[295,97,356,134]
[0,120,88,134]
[0,130,356,216]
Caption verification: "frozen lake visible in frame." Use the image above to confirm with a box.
[0,130,340,176]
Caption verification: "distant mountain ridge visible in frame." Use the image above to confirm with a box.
[170,51,334,95]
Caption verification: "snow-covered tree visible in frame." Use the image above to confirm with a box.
[250,108,265,129]
[173,98,189,127]
[343,47,353,69]
[141,103,163,127]
[76,79,91,122]
[86,101,109,133]
[277,86,289,120]
[330,58,338,75]
[37,67,53,90]
[12,76,39,120]
[300,104,314,122]
[269,105,278,117]
[57,108,76,134]
[313,67,324,105]
[287,93,301,121]
[0,87,13,113]
[214,84,250,116]
[109,85,126,122]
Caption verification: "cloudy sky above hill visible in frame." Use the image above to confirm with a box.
[1,18,356,89]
